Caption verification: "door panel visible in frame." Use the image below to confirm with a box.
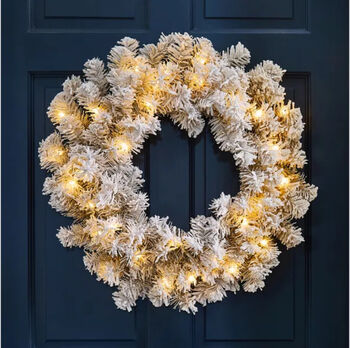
[2,0,348,347]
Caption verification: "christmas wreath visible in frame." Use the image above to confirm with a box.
[39,33,317,313]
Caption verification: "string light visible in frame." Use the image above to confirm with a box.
[110,222,123,231]
[241,217,249,228]
[187,273,197,285]
[281,106,288,115]
[57,111,66,122]
[63,177,79,195]
[91,107,102,116]
[253,109,264,118]
[97,261,107,278]
[260,238,269,247]
[190,74,205,90]
[161,277,173,292]
[144,101,156,115]
[227,262,239,276]
[86,200,95,210]
[280,175,290,187]
[197,55,207,65]
[270,144,279,151]
[167,239,182,250]
[46,145,65,163]
[113,137,131,155]
[133,251,146,265]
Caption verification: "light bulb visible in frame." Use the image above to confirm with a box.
[161,277,172,291]
[47,146,65,162]
[253,109,263,118]
[271,144,279,151]
[119,142,129,152]
[87,200,95,209]
[227,263,239,276]
[260,238,269,247]
[144,101,155,113]
[63,177,79,195]
[110,223,122,231]
[241,218,249,228]
[280,175,290,187]
[92,107,101,115]
[114,139,130,154]
[280,106,289,116]
[134,251,145,263]
[57,111,65,121]
[187,274,196,284]
[167,239,182,250]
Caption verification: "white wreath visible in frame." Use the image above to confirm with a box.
[39,33,317,313]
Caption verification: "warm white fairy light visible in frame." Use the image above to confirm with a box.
[86,200,95,210]
[187,273,197,285]
[113,137,131,155]
[46,145,65,163]
[271,144,279,151]
[241,217,249,228]
[253,109,264,118]
[167,239,182,250]
[63,177,79,195]
[260,238,269,247]
[280,175,290,187]
[227,262,239,276]
[161,277,173,292]
[280,105,289,116]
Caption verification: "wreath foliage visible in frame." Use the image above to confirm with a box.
[39,33,317,313]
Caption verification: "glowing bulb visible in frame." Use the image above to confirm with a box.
[114,139,130,154]
[161,277,173,291]
[198,57,207,64]
[167,239,182,250]
[190,75,205,89]
[260,238,269,247]
[97,262,107,277]
[271,144,279,151]
[187,274,196,285]
[144,101,155,113]
[134,251,145,264]
[87,200,95,209]
[280,175,290,187]
[134,66,140,72]
[57,111,65,121]
[227,263,239,276]
[253,109,263,118]
[47,146,65,163]
[110,223,122,231]
[241,218,249,228]
[119,142,129,152]
[92,107,101,115]
[280,106,289,116]
[64,177,79,194]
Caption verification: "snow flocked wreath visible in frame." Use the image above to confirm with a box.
[39,33,317,313]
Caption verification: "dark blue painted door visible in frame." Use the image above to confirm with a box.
[2,0,348,347]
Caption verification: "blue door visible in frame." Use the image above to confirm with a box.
[2,0,348,347]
